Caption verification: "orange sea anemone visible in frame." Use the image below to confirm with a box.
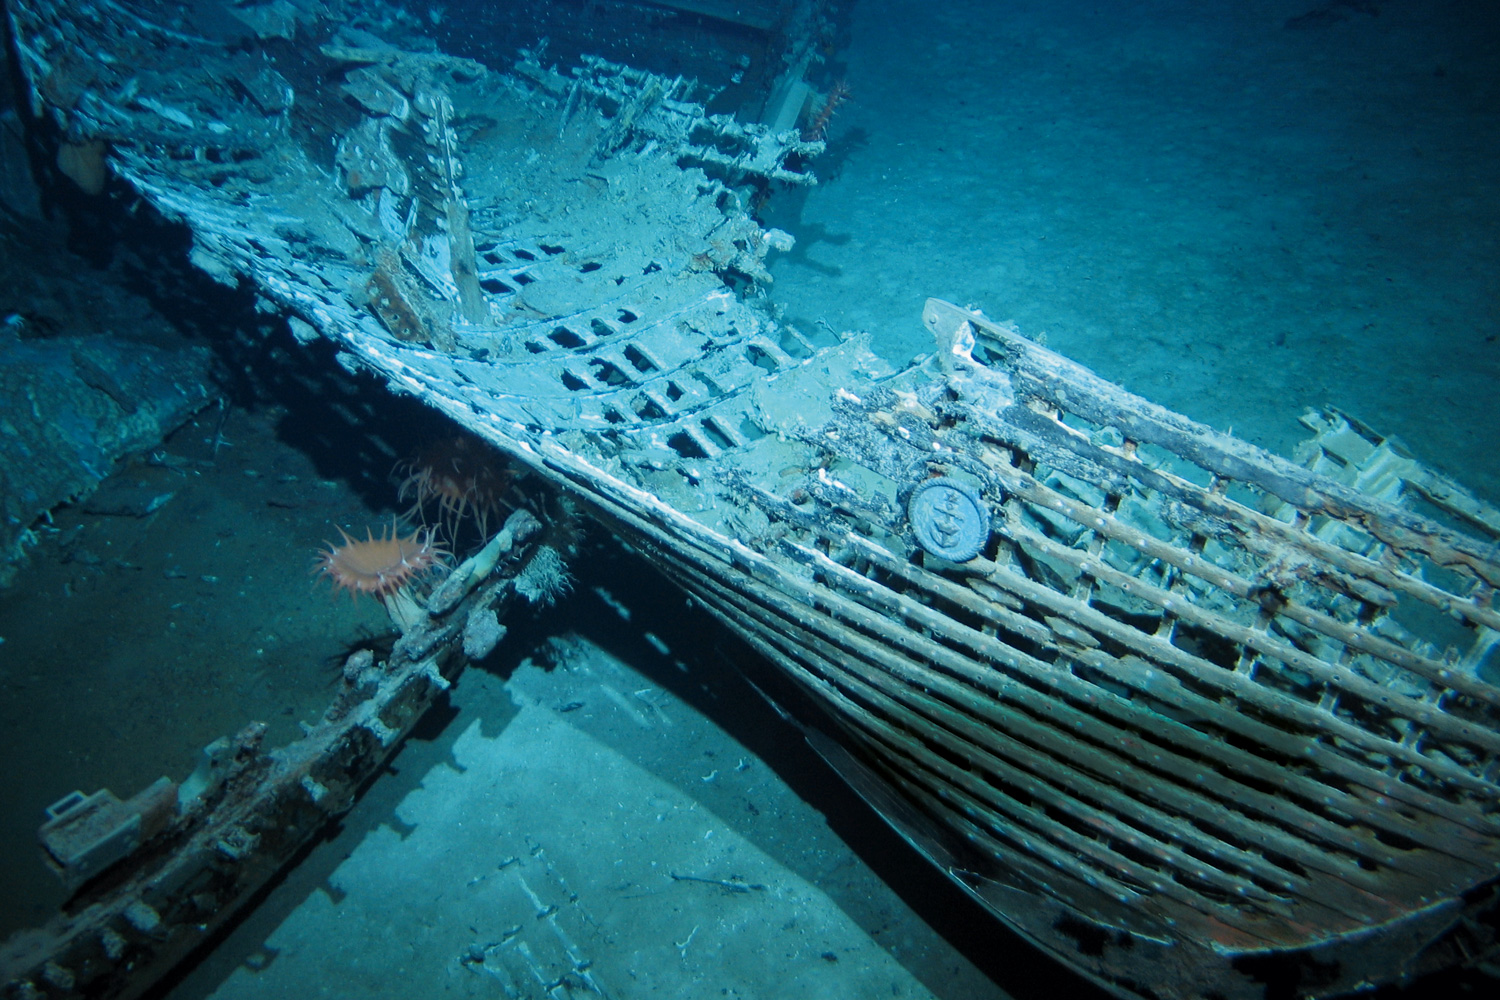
[396,432,515,543]
[315,520,447,600]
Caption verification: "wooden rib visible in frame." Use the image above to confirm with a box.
[990,454,1500,716]
[679,548,1391,943]
[996,514,1500,780]
[796,538,1491,896]
[531,441,1494,912]
[836,531,1500,843]
[975,349,1500,635]
[937,297,1500,601]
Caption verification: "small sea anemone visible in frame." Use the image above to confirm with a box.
[316,520,448,600]
[397,432,515,544]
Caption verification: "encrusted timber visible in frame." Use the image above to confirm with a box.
[927,301,1500,724]
[15,1,808,439]
[523,53,822,187]
[836,304,1500,818]
[622,304,1500,996]
[927,299,1500,608]
[320,43,489,330]
[825,370,1500,787]
[1295,405,1500,541]
[326,260,809,472]
[771,304,1500,983]
[99,66,798,443]
[500,429,1327,997]
[630,539,1483,1000]
[747,359,1497,812]
[791,519,1500,935]
[756,410,1494,965]
[977,464,1500,766]
[7,0,280,171]
[0,510,543,1000]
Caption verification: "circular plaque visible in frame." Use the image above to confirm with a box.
[908,477,991,562]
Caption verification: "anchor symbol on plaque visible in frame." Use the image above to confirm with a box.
[907,476,992,563]
[931,489,968,547]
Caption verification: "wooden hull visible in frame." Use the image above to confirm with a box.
[7,1,1499,996]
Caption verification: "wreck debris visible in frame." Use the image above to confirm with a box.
[5,2,1498,999]
[37,781,177,893]
[516,52,826,187]
[712,298,1500,996]
[0,509,544,1000]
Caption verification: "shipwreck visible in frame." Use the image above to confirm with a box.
[3,1,1499,998]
